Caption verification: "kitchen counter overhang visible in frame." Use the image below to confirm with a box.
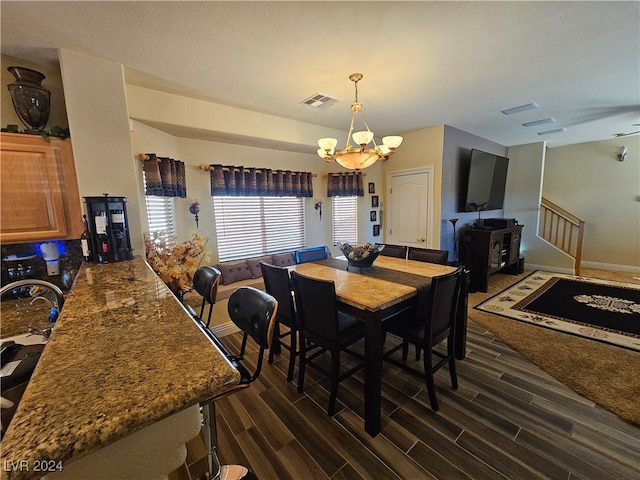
[0,257,241,480]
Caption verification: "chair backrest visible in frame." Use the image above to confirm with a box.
[227,286,278,350]
[193,266,221,325]
[427,267,463,345]
[290,271,339,347]
[227,286,278,384]
[295,246,329,264]
[407,247,449,265]
[259,261,297,329]
[377,243,407,259]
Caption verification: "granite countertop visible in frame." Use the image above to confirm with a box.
[0,257,240,480]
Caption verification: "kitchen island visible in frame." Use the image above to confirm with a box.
[0,257,241,480]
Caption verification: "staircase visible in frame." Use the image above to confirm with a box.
[538,197,585,275]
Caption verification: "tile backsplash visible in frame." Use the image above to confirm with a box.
[1,240,83,292]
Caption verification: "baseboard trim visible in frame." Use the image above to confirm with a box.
[581,261,640,273]
[524,261,640,275]
[524,263,574,274]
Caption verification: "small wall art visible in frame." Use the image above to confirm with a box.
[368,182,376,194]
[370,211,377,222]
[373,224,380,236]
[371,195,379,208]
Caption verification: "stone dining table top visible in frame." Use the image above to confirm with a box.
[0,256,240,480]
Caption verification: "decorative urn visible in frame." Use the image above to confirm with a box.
[7,66,51,133]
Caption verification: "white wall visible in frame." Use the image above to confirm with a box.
[543,137,640,269]
[506,143,573,271]
[383,125,444,247]
[58,49,146,254]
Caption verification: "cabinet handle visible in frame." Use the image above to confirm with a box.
[417,238,425,242]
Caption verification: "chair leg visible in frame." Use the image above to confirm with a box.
[423,348,439,411]
[268,322,281,365]
[415,346,421,361]
[448,341,458,390]
[328,351,340,416]
[297,334,306,393]
[286,329,297,382]
[401,339,409,361]
[239,332,249,357]
[268,344,275,365]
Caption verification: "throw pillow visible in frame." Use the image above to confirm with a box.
[246,255,274,279]
[216,260,252,285]
[271,252,296,267]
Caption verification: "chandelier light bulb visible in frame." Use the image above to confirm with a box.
[318,137,338,152]
[352,130,374,147]
[382,136,403,149]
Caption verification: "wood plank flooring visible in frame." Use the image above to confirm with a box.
[214,319,640,480]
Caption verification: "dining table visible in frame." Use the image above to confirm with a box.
[289,255,467,437]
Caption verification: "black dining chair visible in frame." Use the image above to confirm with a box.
[290,270,365,415]
[407,247,449,265]
[377,243,407,259]
[191,266,221,327]
[383,267,463,411]
[259,261,300,381]
[196,286,277,480]
[295,246,330,264]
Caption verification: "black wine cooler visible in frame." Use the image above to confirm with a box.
[84,194,134,263]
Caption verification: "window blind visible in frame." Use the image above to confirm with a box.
[214,196,305,261]
[332,196,357,245]
[145,195,175,239]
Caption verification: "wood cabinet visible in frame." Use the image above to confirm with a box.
[1,133,83,244]
[461,224,523,292]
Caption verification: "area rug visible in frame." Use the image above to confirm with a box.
[475,271,640,351]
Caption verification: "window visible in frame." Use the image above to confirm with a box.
[145,196,175,239]
[332,196,357,245]
[214,196,305,261]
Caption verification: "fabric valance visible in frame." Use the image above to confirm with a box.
[326,171,364,197]
[209,164,313,197]
[142,154,187,198]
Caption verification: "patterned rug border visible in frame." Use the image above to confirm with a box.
[474,271,640,352]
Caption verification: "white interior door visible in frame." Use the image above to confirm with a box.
[386,168,433,248]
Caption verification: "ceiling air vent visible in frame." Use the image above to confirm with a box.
[300,93,339,109]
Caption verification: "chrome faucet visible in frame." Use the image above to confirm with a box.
[1,280,65,333]
[27,326,53,341]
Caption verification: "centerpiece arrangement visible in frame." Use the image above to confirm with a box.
[338,242,385,270]
[144,232,212,301]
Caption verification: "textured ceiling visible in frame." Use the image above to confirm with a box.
[2,1,639,150]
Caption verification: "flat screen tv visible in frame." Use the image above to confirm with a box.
[462,149,509,212]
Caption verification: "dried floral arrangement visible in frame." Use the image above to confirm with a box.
[144,232,212,299]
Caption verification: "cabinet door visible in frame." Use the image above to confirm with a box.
[488,235,504,272]
[1,136,68,242]
[509,231,521,264]
[50,138,83,239]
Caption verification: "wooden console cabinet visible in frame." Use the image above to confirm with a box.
[461,224,523,292]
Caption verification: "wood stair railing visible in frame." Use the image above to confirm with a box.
[539,197,585,275]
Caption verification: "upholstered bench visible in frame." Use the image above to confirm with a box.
[185,252,296,334]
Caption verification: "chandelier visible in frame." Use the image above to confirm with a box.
[317,73,403,170]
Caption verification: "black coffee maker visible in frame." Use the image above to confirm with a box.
[84,194,134,263]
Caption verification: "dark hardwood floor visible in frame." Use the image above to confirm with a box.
[214,322,640,479]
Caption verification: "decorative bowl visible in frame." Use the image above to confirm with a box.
[338,242,385,270]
